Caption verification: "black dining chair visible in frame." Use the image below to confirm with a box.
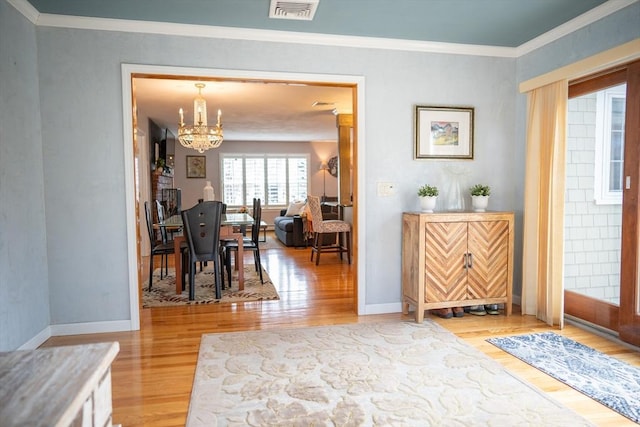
[144,201,176,291]
[181,201,225,300]
[154,200,172,277]
[223,198,264,284]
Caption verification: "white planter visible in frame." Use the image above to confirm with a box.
[419,196,437,213]
[471,195,489,212]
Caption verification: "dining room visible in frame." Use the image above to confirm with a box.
[133,70,359,318]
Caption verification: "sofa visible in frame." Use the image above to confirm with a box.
[274,203,339,247]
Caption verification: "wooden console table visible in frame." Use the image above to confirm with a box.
[0,342,119,427]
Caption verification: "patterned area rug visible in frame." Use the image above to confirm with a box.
[143,266,279,307]
[487,332,640,423]
[187,321,592,426]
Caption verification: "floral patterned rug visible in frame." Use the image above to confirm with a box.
[142,266,279,307]
[187,321,592,426]
[488,332,640,423]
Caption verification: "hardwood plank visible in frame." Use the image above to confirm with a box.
[41,232,640,426]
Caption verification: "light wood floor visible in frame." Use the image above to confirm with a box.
[42,232,640,426]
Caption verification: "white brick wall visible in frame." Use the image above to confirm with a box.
[564,93,621,305]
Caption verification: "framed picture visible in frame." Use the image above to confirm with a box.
[186,155,206,178]
[414,105,474,159]
[327,156,339,177]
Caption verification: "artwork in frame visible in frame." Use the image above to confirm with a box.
[328,156,339,177]
[186,155,206,178]
[414,105,474,159]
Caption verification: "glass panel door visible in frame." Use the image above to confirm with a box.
[564,60,640,346]
[564,84,625,308]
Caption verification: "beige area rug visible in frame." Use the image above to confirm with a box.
[142,265,279,307]
[187,321,593,426]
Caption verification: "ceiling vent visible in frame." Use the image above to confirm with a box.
[269,0,319,21]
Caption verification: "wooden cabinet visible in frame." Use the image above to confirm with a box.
[402,211,514,323]
[0,342,119,427]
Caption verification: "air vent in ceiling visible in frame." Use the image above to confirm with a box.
[269,0,319,21]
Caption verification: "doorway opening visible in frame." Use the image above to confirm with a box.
[121,64,366,330]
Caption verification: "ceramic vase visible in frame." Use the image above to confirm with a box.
[419,196,437,213]
[445,174,465,211]
[471,195,489,212]
[203,181,215,201]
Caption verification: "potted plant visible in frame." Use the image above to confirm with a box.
[155,158,165,174]
[418,184,439,213]
[470,184,491,212]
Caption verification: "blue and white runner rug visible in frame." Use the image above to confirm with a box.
[487,332,640,423]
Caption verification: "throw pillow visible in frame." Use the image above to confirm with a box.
[285,201,306,217]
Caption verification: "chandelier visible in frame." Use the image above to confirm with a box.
[178,83,223,153]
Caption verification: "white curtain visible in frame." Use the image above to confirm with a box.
[521,80,568,327]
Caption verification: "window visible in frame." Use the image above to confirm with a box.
[594,84,626,204]
[222,154,309,208]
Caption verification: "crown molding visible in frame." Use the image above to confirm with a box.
[7,0,39,24]
[517,0,638,56]
[8,0,637,58]
[34,12,517,58]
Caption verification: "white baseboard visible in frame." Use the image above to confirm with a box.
[512,295,522,307]
[364,296,523,317]
[50,320,133,336]
[23,296,523,347]
[363,302,403,315]
[18,326,52,350]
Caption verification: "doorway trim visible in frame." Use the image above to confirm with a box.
[121,63,366,330]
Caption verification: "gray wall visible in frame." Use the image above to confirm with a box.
[35,28,518,323]
[1,0,638,348]
[0,2,50,351]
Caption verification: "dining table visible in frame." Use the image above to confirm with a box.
[155,212,255,295]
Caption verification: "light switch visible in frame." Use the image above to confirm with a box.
[377,182,395,197]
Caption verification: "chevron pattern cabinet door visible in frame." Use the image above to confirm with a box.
[466,221,509,299]
[424,222,468,303]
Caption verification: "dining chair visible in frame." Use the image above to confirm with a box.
[160,188,181,217]
[155,199,184,277]
[144,201,176,290]
[307,195,351,265]
[154,200,169,276]
[221,197,256,252]
[181,201,225,300]
[156,199,181,240]
[223,198,264,284]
